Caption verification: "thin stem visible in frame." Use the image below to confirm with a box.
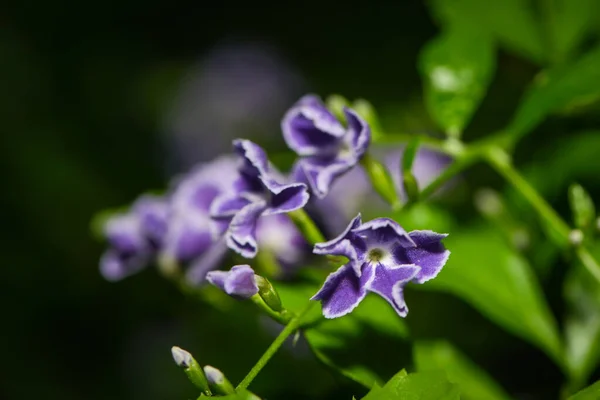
[419,152,481,200]
[288,209,326,245]
[485,147,600,283]
[236,302,317,390]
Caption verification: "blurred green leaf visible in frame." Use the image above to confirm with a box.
[362,370,460,400]
[419,25,495,138]
[518,131,600,201]
[413,341,511,400]
[568,380,600,400]
[569,183,596,231]
[564,247,600,388]
[305,295,410,388]
[545,0,598,62]
[421,225,563,365]
[508,45,600,141]
[428,0,545,64]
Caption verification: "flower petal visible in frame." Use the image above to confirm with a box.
[257,214,307,267]
[366,263,420,317]
[393,230,450,283]
[282,95,345,157]
[311,261,374,318]
[314,213,365,261]
[210,193,251,219]
[226,201,268,258]
[134,195,170,245]
[352,217,416,248]
[265,182,310,214]
[232,138,272,180]
[299,158,354,198]
[185,239,229,285]
[206,264,259,299]
[343,107,370,159]
[99,249,150,281]
[162,215,213,262]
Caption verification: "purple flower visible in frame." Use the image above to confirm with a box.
[257,214,308,271]
[206,265,259,299]
[282,95,371,198]
[100,195,169,281]
[210,139,309,258]
[311,214,450,318]
[161,156,239,284]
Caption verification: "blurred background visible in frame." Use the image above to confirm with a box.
[3,1,600,399]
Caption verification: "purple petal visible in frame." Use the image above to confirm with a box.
[206,264,259,299]
[311,261,374,318]
[170,155,240,212]
[134,195,170,244]
[281,95,345,157]
[104,214,146,254]
[366,263,420,317]
[226,201,268,258]
[393,230,450,283]
[352,218,416,248]
[265,182,310,214]
[257,214,307,267]
[233,139,271,180]
[162,216,213,262]
[343,108,370,159]
[185,239,229,285]
[100,250,150,281]
[299,158,354,198]
[210,193,252,219]
[314,213,364,261]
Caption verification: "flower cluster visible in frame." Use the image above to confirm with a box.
[98,93,450,320]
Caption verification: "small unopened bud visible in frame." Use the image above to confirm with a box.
[171,346,193,368]
[569,229,584,246]
[255,275,283,312]
[361,153,400,208]
[171,346,211,395]
[204,365,235,395]
[326,94,349,121]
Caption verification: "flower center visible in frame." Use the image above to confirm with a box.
[367,247,386,262]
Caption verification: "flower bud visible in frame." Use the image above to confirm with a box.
[255,275,283,312]
[360,153,400,209]
[171,346,211,395]
[203,365,235,395]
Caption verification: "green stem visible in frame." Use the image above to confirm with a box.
[236,302,317,390]
[485,147,600,283]
[419,152,480,200]
[288,209,326,245]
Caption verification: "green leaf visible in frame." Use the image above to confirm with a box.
[362,370,460,400]
[304,295,411,388]
[569,183,596,231]
[419,25,495,138]
[564,248,600,388]
[508,45,600,141]
[413,341,511,400]
[428,0,545,64]
[421,225,563,366]
[545,0,598,62]
[568,380,600,400]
